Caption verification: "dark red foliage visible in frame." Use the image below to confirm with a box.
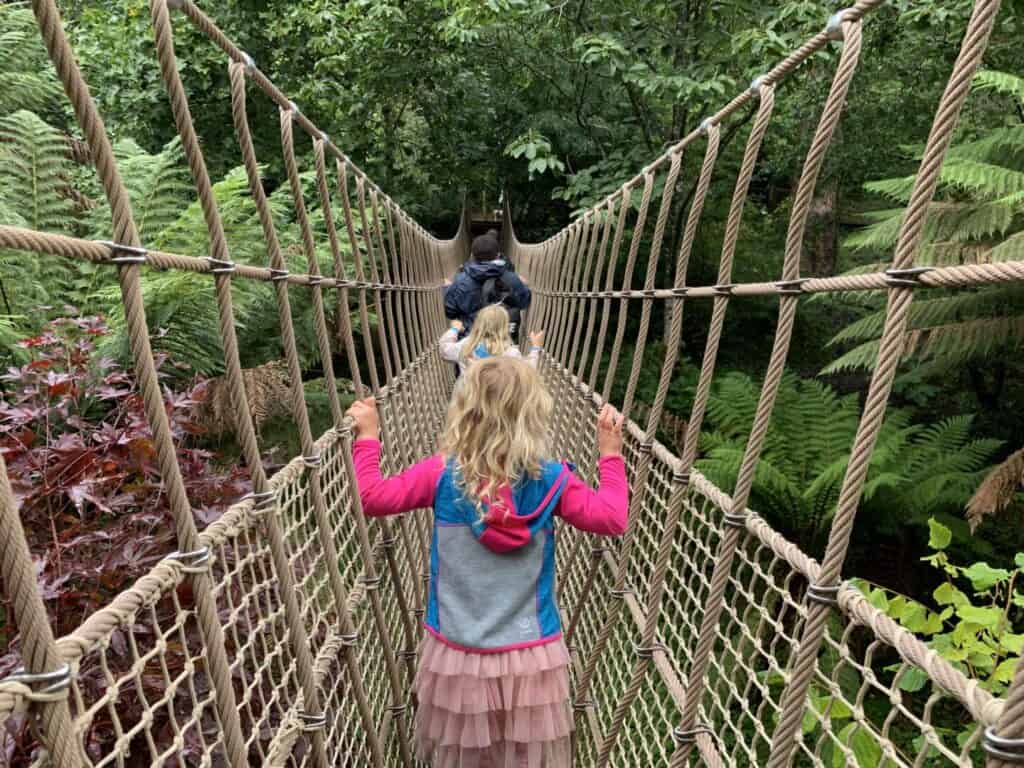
[0,317,251,765]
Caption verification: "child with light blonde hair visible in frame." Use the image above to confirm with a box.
[439,303,544,374]
[348,357,628,768]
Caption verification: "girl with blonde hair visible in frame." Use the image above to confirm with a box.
[439,303,544,374]
[347,357,628,768]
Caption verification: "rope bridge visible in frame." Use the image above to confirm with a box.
[0,0,1021,765]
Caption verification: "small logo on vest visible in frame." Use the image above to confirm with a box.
[517,617,535,638]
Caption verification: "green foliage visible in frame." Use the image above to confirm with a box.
[696,372,1001,552]
[0,4,62,116]
[856,520,1023,697]
[504,130,565,179]
[825,71,1024,376]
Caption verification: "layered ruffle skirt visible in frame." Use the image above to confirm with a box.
[414,632,574,768]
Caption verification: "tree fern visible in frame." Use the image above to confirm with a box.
[696,373,1001,552]
[0,110,77,232]
[0,5,62,116]
[824,69,1024,375]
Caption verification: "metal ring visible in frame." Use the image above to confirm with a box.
[805,583,840,607]
[826,8,855,40]
[164,547,213,574]
[205,257,236,275]
[2,664,72,696]
[983,727,1024,762]
[672,723,714,745]
[297,710,327,732]
[100,240,148,265]
[722,512,747,530]
[269,268,290,282]
[884,266,934,287]
[241,490,276,510]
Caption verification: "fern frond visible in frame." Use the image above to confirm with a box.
[0,110,77,233]
[966,446,1024,531]
[973,70,1024,105]
[0,6,61,114]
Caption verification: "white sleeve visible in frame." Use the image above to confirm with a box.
[438,328,463,362]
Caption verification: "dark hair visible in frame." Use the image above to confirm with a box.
[471,234,500,261]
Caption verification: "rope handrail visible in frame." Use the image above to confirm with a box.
[0,0,1020,767]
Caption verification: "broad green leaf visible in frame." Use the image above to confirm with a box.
[933,582,968,607]
[833,723,882,768]
[1001,633,1024,654]
[898,667,929,693]
[1015,552,1024,569]
[928,518,952,550]
[994,657,1020,684]
[962,562,1010,592]
[955,604,1002,630]
[867,588,889,612]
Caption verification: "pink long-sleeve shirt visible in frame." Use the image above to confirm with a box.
[351,439,629,536]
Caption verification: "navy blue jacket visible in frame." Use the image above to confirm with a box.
[444,259,531,333]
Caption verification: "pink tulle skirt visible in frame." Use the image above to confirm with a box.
[414,632,574,768]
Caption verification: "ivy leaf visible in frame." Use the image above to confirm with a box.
[928,518,952,550]
[1000,633,1024,654]
[1015,552,1024,569]
[962,562,1010,592]
[994,658,1019,684]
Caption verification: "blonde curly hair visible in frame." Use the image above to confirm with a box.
[459,304,513,364]
[440,356,552,519]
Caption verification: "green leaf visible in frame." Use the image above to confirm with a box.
[962,562,1011,592]
[833,723,882,768]
[937,581,966,606]
[898,667,929,693]
[955,604,1002,630]
[994,657,1020,684]
[928,518,952,550]
[866,588,889,612]
[1015,552,1024,569]
[1001,633,1024,654]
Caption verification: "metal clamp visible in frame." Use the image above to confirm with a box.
[165,547,213,574]
[699,117,715,135]
[241,489,276,511]
[205,257,236,275]
[572,698,596,711]
[302,452,322,469]
[399,648,418,660]
[339,632,360,647]
[377,536,397,550]
[240,52,256,72]
[386,703,409,715]
[2,664,72,697]
[805,583,840,607]
[642,289,658,298]
[269,268,290,282]
[297,710,328,732]
[884,266,934,287]
[100,241,147,265]
[673,470,691,485]
[722,511,747,530]
[826,8,855,40]
[713,283,734,296]
[590,545,610,557]
[983,727,1024,762]
[288,100,301,116]
[749,75,768,95]
[307,276,324,287]
[638,441,654,455]
[359,573,383,590]
[672,723,714,745]
[609,586,634,598]
[634,641,666,659]
[320,132,331,148]
[671,287,689,298]
[775,278,809,296]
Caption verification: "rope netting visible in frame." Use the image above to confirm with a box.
[0,0,1022,766]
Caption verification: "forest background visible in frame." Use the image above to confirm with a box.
[1,0,1023,742]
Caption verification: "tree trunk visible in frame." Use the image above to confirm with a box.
[805,181,839,277]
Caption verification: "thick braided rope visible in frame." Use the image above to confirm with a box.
[357,177,397,383]
[228,63,388,768]
[575,202,615,383]
[150,7,335,768]
[31,2,250,764]
[765,3,1001,765]
[0,454,85,767]
[282,102,419,768]
[671,19,864,765]
[589,191,631,391]
[595,128,719,767]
